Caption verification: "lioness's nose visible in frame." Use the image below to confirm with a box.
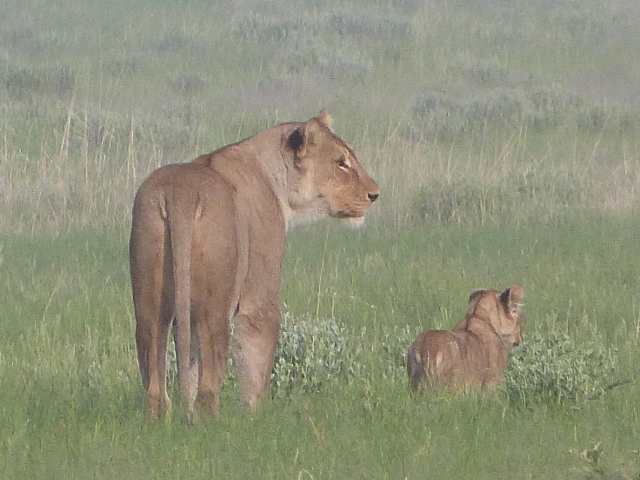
[368,192,379,203]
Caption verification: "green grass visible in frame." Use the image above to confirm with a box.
[2,218,640,479]
[2,0,640,478]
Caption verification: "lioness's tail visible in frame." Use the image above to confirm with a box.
[167,194,198,413]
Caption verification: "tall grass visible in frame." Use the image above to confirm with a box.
[2,0,640,233]
[1,0,640,478]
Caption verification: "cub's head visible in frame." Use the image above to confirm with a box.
[283,110,379,225]
[467,284,524,350]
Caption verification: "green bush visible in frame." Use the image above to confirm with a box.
[273,319,422,394]
[411,182,516,225]
[411,84,583,140]
[165,313,361,397]
[271,312,358,397]
[411,82,639,141]
[377,324,423,382]
[504,333,619,406]
[410,172,584,226]
[5,66,76,100]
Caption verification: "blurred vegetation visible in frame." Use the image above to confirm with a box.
[1,0,639,233]
[1,0,640,478]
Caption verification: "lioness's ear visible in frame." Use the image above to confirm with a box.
[303,116,325,145]
[287,118,324,161]
[286,126,306,156]
[316,109,333,131]
[501,284,523,315]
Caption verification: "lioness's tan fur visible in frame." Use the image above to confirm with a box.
[407,285,523,392]
[130,111,379,417]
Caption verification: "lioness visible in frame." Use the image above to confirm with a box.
[407,285,523,392]
[130,111,379,418]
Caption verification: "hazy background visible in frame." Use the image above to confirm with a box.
[1,1,640,478]
[2,0,640,233]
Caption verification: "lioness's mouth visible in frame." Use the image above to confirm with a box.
[330,208,366,226]
[341,216,365,228]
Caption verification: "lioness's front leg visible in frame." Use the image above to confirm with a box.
[233,308,280,409]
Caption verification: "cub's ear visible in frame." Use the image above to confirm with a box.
[316,109,333,130]
[467,289,487,315]
[500,284,523,315]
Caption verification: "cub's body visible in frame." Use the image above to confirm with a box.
[407,285,523,392]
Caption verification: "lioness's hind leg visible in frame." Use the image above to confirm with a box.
[191,275,235,416]
[233,310,280,409]
[190,203,237,417]
[134,288,173,418]
[172,321,200,412]
[131,203,172,418]
[155,298,174,416]
[194,313,230,417]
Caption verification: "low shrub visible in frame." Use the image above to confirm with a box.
[410,173,584,226]
[504,332,618,406]
[5,66,76,100]
[411,182,516,225]
[411,82,639,141]
[166,313,361,398]
[168,74,206,96]
[272,319,422,394]
[377,324,423,382]
[270,312,357,397]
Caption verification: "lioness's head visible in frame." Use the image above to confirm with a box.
[283,110,379,225]
[467,284,523,350]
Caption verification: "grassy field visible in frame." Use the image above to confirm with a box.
[1,0,640,478]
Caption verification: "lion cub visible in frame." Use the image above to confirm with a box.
[407,284,523,392]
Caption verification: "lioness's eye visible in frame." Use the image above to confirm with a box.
[336,157,349,169]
